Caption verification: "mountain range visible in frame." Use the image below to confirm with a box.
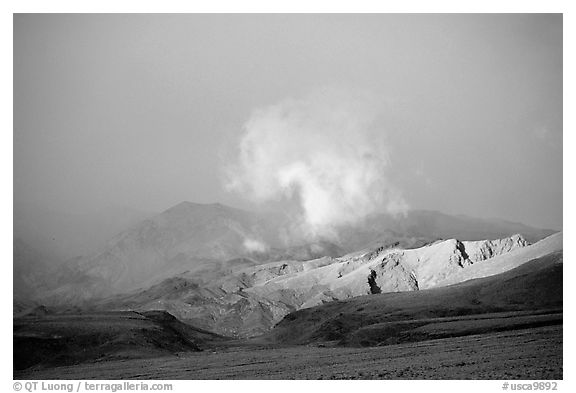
[13,201,559,338]
[15,202,554,301]
[13,201,563,378]
[87,232,560,337]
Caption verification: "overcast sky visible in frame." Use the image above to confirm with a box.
[14,14,562,230]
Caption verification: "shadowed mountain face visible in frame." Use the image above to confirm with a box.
[265,250,562,346]
[21,202,556,306]
[32,202,288,303]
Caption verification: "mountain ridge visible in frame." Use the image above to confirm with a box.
[265,249,562,346]
[85,232,560,338]
[16,201,558,313]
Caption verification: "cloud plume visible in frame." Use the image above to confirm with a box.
[226,88,407,239]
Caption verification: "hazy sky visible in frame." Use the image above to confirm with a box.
[14,14,562,230]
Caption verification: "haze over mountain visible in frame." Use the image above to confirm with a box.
[90,231,560,338]
[13,204,153,302]
[14,204,152,263]
[13,14,562,380]
[13,239,52,300]
[12,199,558,341]
[13,223,563,376]
[17,201,554,305]
[14,15,562,240]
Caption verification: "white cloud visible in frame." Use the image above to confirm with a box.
[242,238,268,253]
[226,88,407,239]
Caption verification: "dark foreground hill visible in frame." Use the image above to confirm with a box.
[13,310,226,371]
[265,250,562,346]
[15,325,562,380]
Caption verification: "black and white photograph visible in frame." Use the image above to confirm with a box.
[9,8,567,384]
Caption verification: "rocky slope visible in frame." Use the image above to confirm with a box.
[94,233,558,338]
[27,202,555,304]
[437,232,562,286]
[266,249,562,346]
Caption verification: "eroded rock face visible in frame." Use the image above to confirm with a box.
[96,234,532,337]
[464,234,529,263]
[370,252,419,293]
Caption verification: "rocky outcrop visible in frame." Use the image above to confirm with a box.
[370,252,419,293]
[463,234,529,262]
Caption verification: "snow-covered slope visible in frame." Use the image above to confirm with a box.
[244,234,530,305]
[437,232,562,287]
[267,249,563,346]
[95,233,559,337]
